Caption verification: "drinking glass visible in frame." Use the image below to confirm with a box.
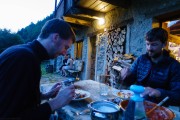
[99,75,110,96]
[109,74,116,94]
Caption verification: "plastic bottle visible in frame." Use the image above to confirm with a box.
[123,85,147,120]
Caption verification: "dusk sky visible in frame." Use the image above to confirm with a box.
[0,0,61,32]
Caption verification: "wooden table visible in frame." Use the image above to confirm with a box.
[56,80,180,120]
[57,80,117,120]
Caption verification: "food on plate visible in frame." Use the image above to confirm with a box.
[117,91,133,99]
[74,91,86,99]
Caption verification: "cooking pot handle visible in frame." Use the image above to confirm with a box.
[92,111,107,119]
[87,104,90,108]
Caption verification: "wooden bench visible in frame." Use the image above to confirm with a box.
[67,60,83,79]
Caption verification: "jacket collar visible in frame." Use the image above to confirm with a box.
[145,50,170,65]
[28,40,50,61]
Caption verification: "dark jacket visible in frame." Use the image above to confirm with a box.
[0,40,52,119]
[126,50,180,106]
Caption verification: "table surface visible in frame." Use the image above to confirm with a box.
[56,80,180,120]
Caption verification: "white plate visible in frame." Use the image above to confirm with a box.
[112,89,134,100]
[72,89,91,101]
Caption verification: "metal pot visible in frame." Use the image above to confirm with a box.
[88,100,120,120]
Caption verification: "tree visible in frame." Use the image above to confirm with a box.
[17,14,53,43]
[0,29,24,53]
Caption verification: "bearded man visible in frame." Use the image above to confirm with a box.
[121,27,180,106]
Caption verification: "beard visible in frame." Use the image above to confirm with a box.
[148,50,162,58]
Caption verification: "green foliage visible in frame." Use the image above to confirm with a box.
[0,29,24,53]
[41,61,49,75]
[0,14,53,53]
[17,14,54,43]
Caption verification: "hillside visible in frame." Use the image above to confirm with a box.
[17,14,53,43]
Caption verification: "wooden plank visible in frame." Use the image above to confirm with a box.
[67,14,95,21]
[169,34,180,44]
[98,3,110,12]
[69,22,86,29]
[170,21,180,30]
[87,29,104,37]
[71,26,80,31]
[94,2,109,11]
[147,7,180,21]
[89,0,102,9]
[64,0,74,13]
[55,0,65,18]
[170,30,180,35]
[170,26,180,31]
[100,0,131,9]
[100,4,116,12]
[76,0,97,8]
[66,7,105,20]
[74,14,99,20]
[63,16,92,26]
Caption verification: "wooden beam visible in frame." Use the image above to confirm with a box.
[67,14,95,21]
[148,9,180,21]
[66,7,105,20]
[170,26,180,31]
[99,0,131,9]
[87,17,133,37]
[69,22,86,28]
[69,22,87,30]
[170,22,180,30]
[71,27,80,31]
[169,34,180,44]
[63,16,92,26]
[170,30,180,35]
[87,29,104,37]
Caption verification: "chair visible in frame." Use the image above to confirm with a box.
[67,60,83,79]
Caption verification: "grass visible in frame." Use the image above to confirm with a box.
[41,61,48,75]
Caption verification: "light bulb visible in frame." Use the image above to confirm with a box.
[98,18,105,25]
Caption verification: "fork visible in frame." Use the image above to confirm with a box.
[71,109,90,116]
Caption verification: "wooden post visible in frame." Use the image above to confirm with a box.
[54,0,57,18]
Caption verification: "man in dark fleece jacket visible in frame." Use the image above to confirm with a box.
[0,18,76,119]
[121,28,180,106]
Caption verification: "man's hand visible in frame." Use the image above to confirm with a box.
[48,85,75,111]
[141,87,161,98]
[47,82,61,98]
[42,83,61,100]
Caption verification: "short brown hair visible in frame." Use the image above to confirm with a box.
[39,18,75,42]
[145,27,168,44]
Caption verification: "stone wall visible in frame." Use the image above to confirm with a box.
[87,0,180,57]
[95,33,108,76]
[56,0,180,79]
[80,37,88,79]
[129,0,180,56]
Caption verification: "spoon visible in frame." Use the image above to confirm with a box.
[71,109,90,116]
[139,96,169,120]
[146,96,169,115]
